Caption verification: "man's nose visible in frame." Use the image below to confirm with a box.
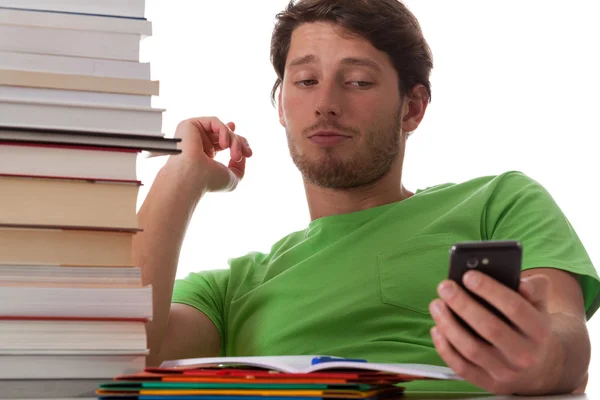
[315,103,341,117]
[315,83,342,118]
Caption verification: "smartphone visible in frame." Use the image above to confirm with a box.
[447,240,522,340]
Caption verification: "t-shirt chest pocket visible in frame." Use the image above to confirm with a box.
[377,234,458,315]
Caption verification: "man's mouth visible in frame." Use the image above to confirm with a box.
[309,130,351,146]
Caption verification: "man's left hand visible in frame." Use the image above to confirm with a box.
[429,271,553,394]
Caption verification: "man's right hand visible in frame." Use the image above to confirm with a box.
[137,117,251,365]
[168,117,253,193]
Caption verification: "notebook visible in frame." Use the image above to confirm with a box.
[157,355,461,380]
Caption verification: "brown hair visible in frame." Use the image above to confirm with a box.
[270,0,433,105]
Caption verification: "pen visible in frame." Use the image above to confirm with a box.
[311,356,367,365]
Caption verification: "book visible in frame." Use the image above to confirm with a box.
[0,50,151,80]
[0,378,105,399]
[0,353,147,379]
[0,142,139,181]
[0,7,151,36]
[0,264,142,287]
[159,356,461,381]
[0,175,140,229]
[0,126,181,156]
[0,225,136,266]
[0,98,164,136]
[97,385,404,399]
[0,85,151,108]
[0,69,159,95]
[0,0,146,19]
[0,286,153,319]
[0,319,147,351]
[0,23,143,60]
[97,356,461,399]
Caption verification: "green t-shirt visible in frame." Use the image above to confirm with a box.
[172,171,600,393]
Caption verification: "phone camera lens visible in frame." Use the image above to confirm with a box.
[466,258,479,269]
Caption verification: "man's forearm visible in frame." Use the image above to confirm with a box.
[528,312,591,394]
[133,158,207,364]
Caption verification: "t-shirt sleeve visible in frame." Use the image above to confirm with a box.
[485,171,600,320]
[171,269,230,355]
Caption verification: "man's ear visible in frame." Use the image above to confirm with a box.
[401,84,429,134]
[278,85,286,128]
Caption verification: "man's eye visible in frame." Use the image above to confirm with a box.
[348,81,373,88]
[296,80,318,87]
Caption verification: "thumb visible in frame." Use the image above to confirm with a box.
[519,275,550,312]
[226,121,236,132]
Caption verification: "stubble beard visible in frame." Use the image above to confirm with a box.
[286,111,402,189]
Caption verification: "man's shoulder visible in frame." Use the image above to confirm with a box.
[416,170,540,197]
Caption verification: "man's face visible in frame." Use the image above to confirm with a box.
[279,22,405,189]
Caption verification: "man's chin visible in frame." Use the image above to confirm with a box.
[297,161,393,190]
[303,175,373,190]
[309,151,352,165]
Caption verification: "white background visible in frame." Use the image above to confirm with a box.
[138,0,600,392]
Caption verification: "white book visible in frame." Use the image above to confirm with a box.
[0,142,139,181]
[0,50,151,80]
[0,0,146,19]
[0,378,105,399]
[160,355,461,381]
[0,7,151,36]
[0,353,146,379]
[0,286,153,320]
[0,85,151,108]
[0,320,147,351]
[0,98,164,136]
[0,23,142,61]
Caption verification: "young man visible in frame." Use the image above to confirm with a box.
[134,0,599,395]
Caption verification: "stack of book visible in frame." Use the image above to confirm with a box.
[0,0,179,398]
[95,355,461,399]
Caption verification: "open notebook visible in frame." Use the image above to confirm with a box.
[158,355,461,381]
[97,355,463,398]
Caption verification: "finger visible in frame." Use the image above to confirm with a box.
[430,299,522,378]
[208,133,226,152]
[225,122,249,159]
[216,121,232,151]
[225,122,252,157]
[238,135,253,158]
[519,275,550,312]
[190,117,231,153]
[461,271,549,341]
[430,326,496,392]
[184,118,221,157]
[200,128,216,158]
[196,118,244,161]
[229,131,244,162]
[228,153,246,181]
[197,120,226,155]
[208,130,220,144]
[437,280,536,368]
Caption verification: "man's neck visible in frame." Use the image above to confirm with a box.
[304,167,413,221]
